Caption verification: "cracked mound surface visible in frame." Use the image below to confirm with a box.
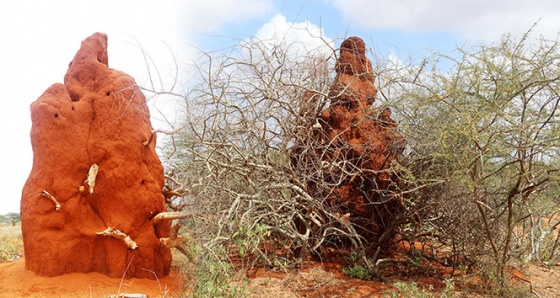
[21,32,171,278]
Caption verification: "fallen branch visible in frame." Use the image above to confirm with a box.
[96,227,138,249]
[39,190,62,211]
[152,211,193,223]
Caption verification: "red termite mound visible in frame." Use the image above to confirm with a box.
[317,37,404,244]
[21,33,171,279]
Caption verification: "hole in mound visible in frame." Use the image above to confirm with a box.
[54,113,58,118]
[70,93,79,102]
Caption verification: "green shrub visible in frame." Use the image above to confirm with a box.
[187,243,247,298]
[343,263,373,280]
[0,227,23,262]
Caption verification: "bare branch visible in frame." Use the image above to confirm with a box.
[39,190,61,211]
[96,227,138,250]
[152,212,193,223]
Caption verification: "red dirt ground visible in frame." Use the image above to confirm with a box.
[0,259,183,297]
[1,254,555,297]
[1,238,556,297]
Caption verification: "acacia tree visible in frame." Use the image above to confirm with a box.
[378,30,560,290]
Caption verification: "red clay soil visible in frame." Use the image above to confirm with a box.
[243,241,498,297]
[0,259,182,297]
[247,262,392,298]
[21,32,171,279]
[244,243,456,298]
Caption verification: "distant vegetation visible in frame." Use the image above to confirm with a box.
[0,212,23,262]
[0,213,20,226]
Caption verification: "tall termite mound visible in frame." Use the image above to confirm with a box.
[21,33,171,279]
[302,36,404,245]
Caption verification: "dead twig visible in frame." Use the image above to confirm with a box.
[96,227,138,249]
[39,190,62,211]
[152,211,193,223]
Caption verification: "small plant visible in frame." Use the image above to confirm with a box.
[441,279,456,298]
[385,282,433,298]
[343,250,374,280]
[411,249,423,265]
[187,243,247,298]
[475,260,498,292]
[383,279,456,298]
[234,222,270,257]
[343,263,373,280]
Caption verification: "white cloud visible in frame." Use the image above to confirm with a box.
[252,13,335,58]
[180,0,274,34]
[332,0,560,41]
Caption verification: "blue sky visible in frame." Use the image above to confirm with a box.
[1,0,559,214]
[192,1,461,57]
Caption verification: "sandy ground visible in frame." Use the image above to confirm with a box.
[0,259,183,297]
[525,264,560,298]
